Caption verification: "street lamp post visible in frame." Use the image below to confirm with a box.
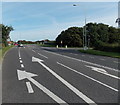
[73,4,87,50]
[116,1,120,28]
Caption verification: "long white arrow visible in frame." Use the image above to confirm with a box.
[85,65,120,80]
[17,70,67,104]
[32,57,97,105]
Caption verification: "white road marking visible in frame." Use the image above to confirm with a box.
[20,60,23,63]
[74,54,78,55]
[32,50,36,53]
[17,70,68,104]
[18,48,21,58]
[38,53,48,59]
[100,58,105,61]
[26,82,34,93]
[89,56,94,58]
[19,57,22,60]
[85,65,120,80]
[57,62,118,92]
[21,64,24,68]
[32,57,97,105]
[44,50,119,72]
[24,47,25,48]
[113,61,119,63]
[82,55,85,56]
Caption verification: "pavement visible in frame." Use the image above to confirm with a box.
[2,44,120,105]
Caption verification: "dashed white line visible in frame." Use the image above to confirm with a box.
[57,62,118,92]
[113,61,119,63]
[21,64,24,68]
[19,57,22,60]
[20,60,23,63]
[82,55,85,57]
[74,54,78,55]
[32,50,36,53]
[38,53,48,59]
[89,56,94,58]
[26,82,34,93]
[100,58,105,61]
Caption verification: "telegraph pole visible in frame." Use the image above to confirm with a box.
[116,1,120,28]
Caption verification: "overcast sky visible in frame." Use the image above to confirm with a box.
[2,2,118,41]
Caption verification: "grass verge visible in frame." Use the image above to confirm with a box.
[79,49,120,58]
[38,44,56,47]
[2,45,14,58]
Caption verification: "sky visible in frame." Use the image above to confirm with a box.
[2,2,118,41]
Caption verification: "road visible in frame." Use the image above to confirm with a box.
[2,45,119,105]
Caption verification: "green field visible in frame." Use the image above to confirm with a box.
[79,49,120,58]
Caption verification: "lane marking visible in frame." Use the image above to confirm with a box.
[19,57,22,60]
[32,57,97,105]
[82,55,85,56]
[85,65,120,80]
[32,50,36,53]
[57,62,118,92]
[89,56,94,58]
[100,58,105,61]
[21,64,24,68]
[17,70,67,104]
[113,61,119,63]
[20,60,23,63]
[74,54,78,55]
[26,82,34,93]
[44,50,119,72]
[18,48,21,58]
[38,53,48,59]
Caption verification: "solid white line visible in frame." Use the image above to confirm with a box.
[44,50,119,72]
[57,62,118,92]
[21,64,24,68]
[20,60,23,63]
[26,82,34,93]
[38,61,97,105]
[100,58,105,61]
[38,53,48,59]
[85,65,120,80]
[28,78,68,104]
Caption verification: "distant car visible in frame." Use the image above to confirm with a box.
[18,44,23,47]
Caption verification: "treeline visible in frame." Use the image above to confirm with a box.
[0,24,14,47]
[56,23,120,52]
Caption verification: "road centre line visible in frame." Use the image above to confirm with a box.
[20,60,23,63]
[38,53,48,59]
[57,62,118,92]
[44,50,119,72]
[21,64,24,68]
[32,50,36,53]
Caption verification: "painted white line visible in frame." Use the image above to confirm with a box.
[85,65,120,80]
[82,55,85,56]
[89,56,94,58]
[32,57,97,105]
[18,48,21,58]
[26,82,34,93]
[24,47,25,48]
[19,57,22,60]
[113,61,119,63]
[38,53,48,59]
[57,62,118,92]
[100,58,105,61]
[20,60,23,63]
[32,50,36,53]
[44,50,119,72]
[21,64,24,68]
[17,70,67,104]
[74,54,78,55]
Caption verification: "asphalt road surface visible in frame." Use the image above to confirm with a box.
[2,45,120,105]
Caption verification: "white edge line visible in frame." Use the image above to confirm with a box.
[57,62,118,92]
[26,82,34,93]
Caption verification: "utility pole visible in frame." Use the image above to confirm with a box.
[116,1,120,28]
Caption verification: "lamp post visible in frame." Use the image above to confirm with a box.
[73,4,87,50]
[116,1,120,28]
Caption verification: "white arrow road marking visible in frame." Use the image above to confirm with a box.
[85,65,120,80]
[17,70,68,104]
[57,62,118,92]
[44,50,119,72]
[38,53,48,59]
[32,57,97,105]
[26,82,34,93]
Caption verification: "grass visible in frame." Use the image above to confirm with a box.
[79,49,120,58]
[2,45,14,58]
